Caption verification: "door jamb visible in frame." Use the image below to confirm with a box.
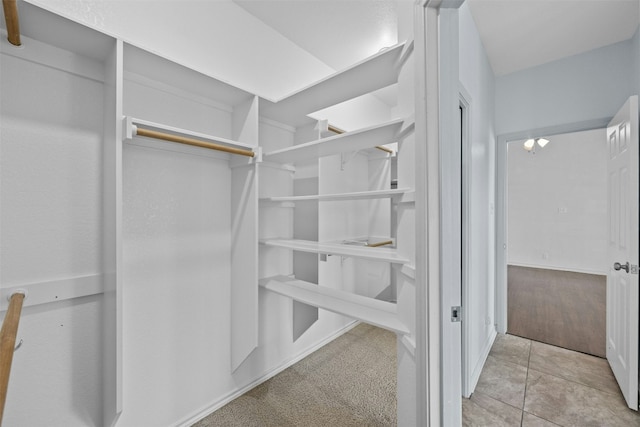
[459,85,472,397]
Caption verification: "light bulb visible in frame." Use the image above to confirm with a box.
[536,138,549,148]
[523,139,535,151]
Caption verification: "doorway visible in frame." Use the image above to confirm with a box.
[505,128,608,357]
[496,97,640,410]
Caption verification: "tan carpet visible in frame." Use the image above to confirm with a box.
[193,323,397,426]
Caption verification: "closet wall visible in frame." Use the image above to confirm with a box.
[1,2,420,426]
[0,8,115,424]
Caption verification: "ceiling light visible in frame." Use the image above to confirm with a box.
[536,137,549,148]
[523,139,535,151]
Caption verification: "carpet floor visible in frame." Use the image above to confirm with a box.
[193,323,397,426]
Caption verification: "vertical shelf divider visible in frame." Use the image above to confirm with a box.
[230,95,260,371]
[103,38,124,425]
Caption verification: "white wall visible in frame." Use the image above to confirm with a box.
[496,38,636,135]
[459,2,497,391]
[1,39,105,425]
[507,129,608,274]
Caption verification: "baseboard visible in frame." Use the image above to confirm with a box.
[176,320,360,427]
[467,328,497,395]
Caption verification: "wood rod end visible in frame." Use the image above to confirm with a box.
[3,0,22,46]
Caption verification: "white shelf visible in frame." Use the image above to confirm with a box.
[260,42,408,127]
[124,117,256,151]
[263,118,408,164]
[260,188,411,203]
[260,239,409,264]
[15,1,116,62]
[259,275,409,335]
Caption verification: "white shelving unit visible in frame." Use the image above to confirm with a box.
[260,275,410,335]
[257,29,416,342]
[263,118,410,164]
[261,239,409,264]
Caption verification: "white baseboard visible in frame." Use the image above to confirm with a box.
[177,320,360,427]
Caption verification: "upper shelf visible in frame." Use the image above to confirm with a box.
[6,1,115,63]
[260,188,412,203]
[260,41,410,127]
[261,239,410,264]
[263,118,410,164]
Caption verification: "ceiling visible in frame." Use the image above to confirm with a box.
[235,0,640,95]
[468,0,640,76]
[234,0,398,72]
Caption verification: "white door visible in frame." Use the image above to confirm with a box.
[606,95,639,410]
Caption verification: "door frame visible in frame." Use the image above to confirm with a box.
[459,86,472,397]
[494,118,612,333]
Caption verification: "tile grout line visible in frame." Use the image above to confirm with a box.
[520,339,533,427]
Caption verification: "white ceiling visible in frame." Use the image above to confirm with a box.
[234,0,399,105]
[235,0,640,88]
[234,0,398,72]
[468,0,640,75]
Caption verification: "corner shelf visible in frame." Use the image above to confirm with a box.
[260,41,408,127]
[259,275,409,335]
[263,118,409,164]
[260,239,410,264]
[260,188,412,203]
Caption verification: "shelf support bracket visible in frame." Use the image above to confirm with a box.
[395,38,414,72]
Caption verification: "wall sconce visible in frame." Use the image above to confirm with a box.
[523,137,550,153]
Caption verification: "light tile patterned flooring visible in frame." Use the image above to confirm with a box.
[463,334,640,426]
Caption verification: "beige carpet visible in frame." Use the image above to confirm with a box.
[193,323,397,426]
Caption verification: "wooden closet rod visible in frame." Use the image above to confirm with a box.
[2,0,21,46]
[136,127,255,158]
[0,292,25,423]
[367,240,393,248]
[328,125,394,154]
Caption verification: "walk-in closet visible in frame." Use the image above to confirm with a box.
[0,1,437,425]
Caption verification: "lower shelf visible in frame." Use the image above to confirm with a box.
[259,275,410,335]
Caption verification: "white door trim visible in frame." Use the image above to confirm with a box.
[459,84,472,398]
[494,118,612,333]
[415,1,441,425]
[438,6,462,425]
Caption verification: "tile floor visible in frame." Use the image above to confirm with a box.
[462,334,640,426]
